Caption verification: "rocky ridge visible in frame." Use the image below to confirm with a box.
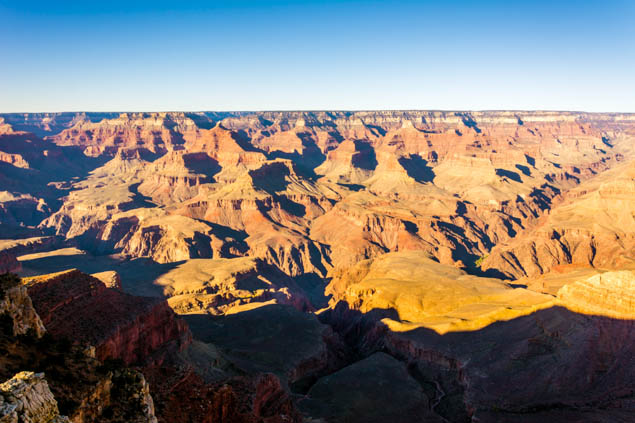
[0,371,69,423]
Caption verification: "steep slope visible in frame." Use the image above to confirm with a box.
[0,273,160,423]
[0,371,71,423]
[557,270,635,318]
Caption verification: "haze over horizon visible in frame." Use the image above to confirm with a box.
[1,0,634,113]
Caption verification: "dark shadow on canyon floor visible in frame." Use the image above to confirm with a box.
[18,252,182,297]
[182,300,634,423]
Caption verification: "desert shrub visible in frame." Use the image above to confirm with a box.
[474,255,488,267]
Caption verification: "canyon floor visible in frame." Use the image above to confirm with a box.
[1,111,634,422]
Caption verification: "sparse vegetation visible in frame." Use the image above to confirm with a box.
[475,255,488,268]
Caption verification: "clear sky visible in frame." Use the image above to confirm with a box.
[1,0,633,112]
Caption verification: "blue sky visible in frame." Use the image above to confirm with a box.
[1,0,633,112]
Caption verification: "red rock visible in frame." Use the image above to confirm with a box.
[24,269,191,365]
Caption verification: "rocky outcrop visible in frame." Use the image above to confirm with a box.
[24,270,191,365]
[0,273,165,423]
[0,152,29,169]
[0,372,69,423]
[90,271,122,290]
[0,274,46,337]
[80,369,157,423]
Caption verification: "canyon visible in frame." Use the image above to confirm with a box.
[0,110,634,422]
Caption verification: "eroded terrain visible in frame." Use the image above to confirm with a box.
[1,111,634,422]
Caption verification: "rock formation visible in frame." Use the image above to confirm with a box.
[0,273,161,423]
[16,110,630,277]
[0,273,45,337]
[153,257,311,314]
[0,371,70,423]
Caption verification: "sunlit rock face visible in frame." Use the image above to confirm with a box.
[325,250,556,334]
[0,273,46,337]
[557,270,635,318]
[483,159,635,278]
[1,111,634,422]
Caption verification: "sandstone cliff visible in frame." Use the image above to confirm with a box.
[557,270,635,318]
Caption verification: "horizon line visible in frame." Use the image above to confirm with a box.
[1,109,634,115]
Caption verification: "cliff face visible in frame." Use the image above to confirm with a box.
[0,272,165,423]
[557,270,635,318]
[0,274,46,337]
[24,270,191,365]
[153,257,312,315]
[0,346,159,423]
[76,369,158,423]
